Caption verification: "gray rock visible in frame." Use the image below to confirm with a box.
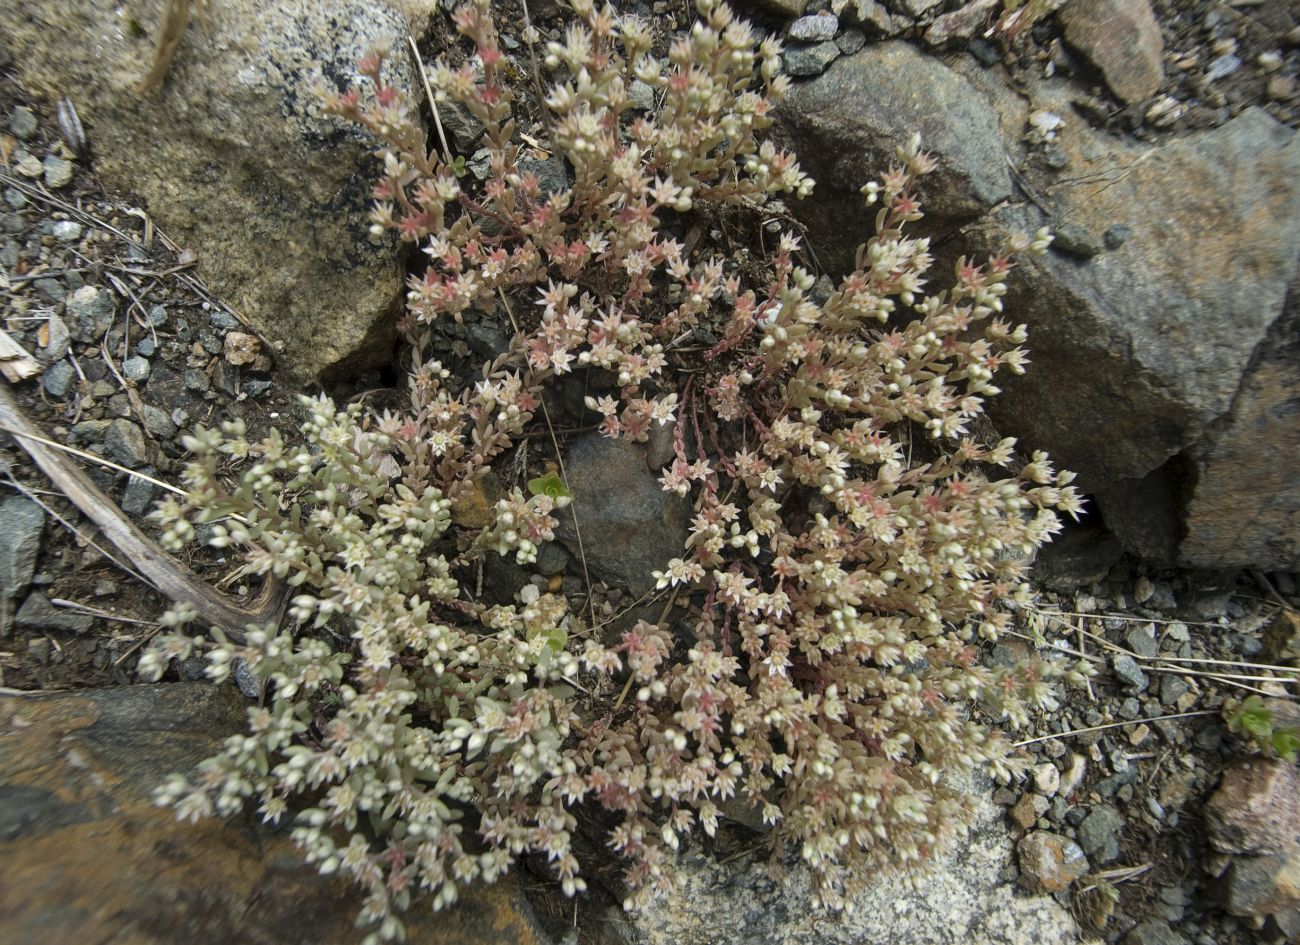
[51,220,82,242]
[1077,805,1123,864]
[183,367,211,392]
[533,541,570,577]
[776,43,1011,275]
[788,14,838,42]
[1205,54,1242,83]
[8,106,37,139]
[628,784,1083,945]
[0,497,44,601]
[1222,852,1300,925]
[232,657,263,699]
[41,360,75,398]
[628,79,655,112]
[891,0,942,16]
[122,356,151,381]
[1111,654,1149,692]
[1103,223,1132,250]
[554,434,690,595]
[104,419,147,468]
[42,155,74,189]
[1051,222,1102,257]
[1124,624,1158,659]
[141,405,177,439]
[924,0,999,45]
[0,0,437,382]
[67,285,116,342]
[36,314,70,361]
[835,28,866,55]
[750,0,810,15]
[120,476,155,517]
[15,591,93,633]
[440,101,485,154]
[838,0,899,36]
[1158,673,1189,707]
[1059,0,1163,105]
[1123,918,1190,945]
[1031,518,1123,591]
[975,109,1300,570]
[517,157,569,199]
[783,41,841,78]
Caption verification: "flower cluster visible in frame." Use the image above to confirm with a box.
[144,1,1091,940]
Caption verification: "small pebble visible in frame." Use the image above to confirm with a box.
[1033,762,1061,796]
[789,13,839,43]
[43,155,75,189]
[8,106,38,140]
[51,220,83,242]
[122,356,151,381]
[42,360,75,398]
[1104,224,1132,250]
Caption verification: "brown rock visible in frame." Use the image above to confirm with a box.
[0,0,435,381]
[1206,760,1300,856]
[1059,0,1163,105]
[0,684,553,945]
[1018,831,1090,893]
[1010,791,1050,829]
[223,331,262,366]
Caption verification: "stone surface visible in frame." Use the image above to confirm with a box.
[0,684,555,945]
[41,360,75,398]
[1058,0,1163,105]
[1179,277,1300,570]
[0,496,44,603]
[1111,655,1149,692]
[1018,831,1089,893]
[0,0,436,381]
[1032,518,1124,591]
[1205,761,1300,856]
[67,284,116,342]
[784,41,841,77]
[973,109,1300,570]
[788,13,839,42]
[749,0,811,16]
[14,591,93,634]
[776,44,1011,275]
[1123,918,1189,945]
[1221,851,1300,926]
[1077,805,1123,864]
[554,434,691,595]
[627,785,1085,945]
[838,0,899,36]
[924,0,999,46]
[105,419,148,468]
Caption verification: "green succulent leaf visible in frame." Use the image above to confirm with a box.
[527,472,572,501]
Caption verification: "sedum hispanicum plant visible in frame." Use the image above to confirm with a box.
[140,0,1092,940]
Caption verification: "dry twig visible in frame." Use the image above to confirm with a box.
[0,381,284,639]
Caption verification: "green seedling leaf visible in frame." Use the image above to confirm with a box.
[527,472,572,501]
[1273,728,1300,764]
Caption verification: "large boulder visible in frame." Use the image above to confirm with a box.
[0,0,436,381]
[969,108,1300,570]
[0,683,553,945]
[775,43,1012,274]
